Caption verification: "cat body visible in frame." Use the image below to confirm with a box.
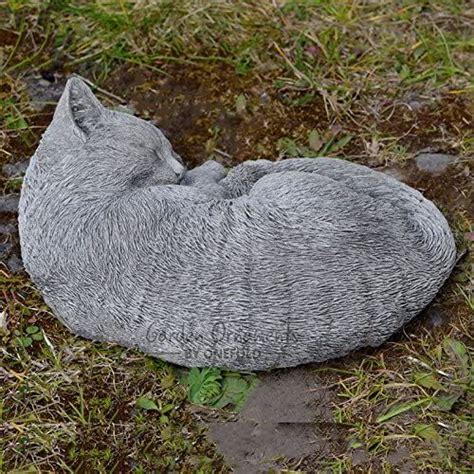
[19,78,456,370]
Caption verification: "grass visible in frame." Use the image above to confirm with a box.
[1,274,228,472]
[1,0,473,472]
[319,327,473,471]
[2,1,473,93]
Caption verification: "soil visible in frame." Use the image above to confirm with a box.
[103,64,332,168]
[1,63,472,472]
[206,368,344,473]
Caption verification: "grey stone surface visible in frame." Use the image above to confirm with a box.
[3,161,29,177]
[19,77,457,371]
[0,243,13,259]
[0,195,20,213]
[0,223,16,235]
[424,307,447,327]
[7,255,24,273]
[415,153,456,174]
[24,75,66,111]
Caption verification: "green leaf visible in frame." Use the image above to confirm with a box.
[235,94,247,115]
[210,372,257,411]
[432,394,459,412]
[26,325,40,334]
[136,397,159,411]
[349,439,363,449]
[6,115,28,130]
[399,64,411,80]
[161,403,174,414]
[331,134,353,152]
[413,372,443,390]
[443,338,468,367]
[187,368,222,405]
[235,56,252,75]
[414,424,440,442]
[19,336,33,347]
[277,137,301,157]
[159,415,169,424]
[308,129,322,151]
[212,377,248,409]
[31,332,44,341]
[376,398,427,423]
[320,135,337,154]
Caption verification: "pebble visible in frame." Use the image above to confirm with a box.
[425,307,447,327]
[0,223,16,235]
[2,160,29,177]
[0,195,20,213]
[415,153,456,174]
[7,255,24,273]
[24,75,66,111]
[113,103,137,115]
[0,243,13,259]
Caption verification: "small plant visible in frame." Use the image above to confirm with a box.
[136,395,175,424]
[277,129,352,158]
[324,336,473,470]
[5,176,24,193]
[15,324,44,348]
[0,98,28,130]
[185,368,257,411]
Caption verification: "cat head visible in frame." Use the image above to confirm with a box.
[38,76,185,192]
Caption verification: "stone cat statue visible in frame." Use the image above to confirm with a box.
[18,77,457,371]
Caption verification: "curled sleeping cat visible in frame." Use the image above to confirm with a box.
[18,77,457,371]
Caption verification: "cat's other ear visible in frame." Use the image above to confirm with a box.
[66,77,104,134]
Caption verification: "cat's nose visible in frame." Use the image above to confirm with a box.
[177,166,186,183]
[165,153,186,180]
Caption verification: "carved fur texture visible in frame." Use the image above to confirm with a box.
[18,77,457,371]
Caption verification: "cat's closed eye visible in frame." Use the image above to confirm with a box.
[130,170,152,188]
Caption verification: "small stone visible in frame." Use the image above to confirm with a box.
[113,103,136,115]
[38,78,51,87]
[304,45,322,58]
[415,153,455,174]
[425,307,446,327]
[24,74,66,111]
[0,194,20,213]
[0,223,16,235]
[2,160,29,177]
[0,243,13,258]
[0,310,7,333]
[408,100,424,111]
[259,92,270,104]
[7,255,24,273]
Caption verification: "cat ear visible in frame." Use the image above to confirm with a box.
[38,77,105,153]
[66,77,104,134]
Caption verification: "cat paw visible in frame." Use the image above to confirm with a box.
[200,160,227,179]
[181,160,226,186]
